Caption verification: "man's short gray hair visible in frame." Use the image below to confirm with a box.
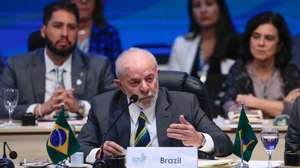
[115,47,158,78]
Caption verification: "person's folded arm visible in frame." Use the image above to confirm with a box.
[236,94,284,117]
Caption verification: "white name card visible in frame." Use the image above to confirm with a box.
[126,147,198,168]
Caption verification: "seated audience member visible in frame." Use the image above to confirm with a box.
[285,97,300,152]
[0,56,4,75]
[292,35,300,69]
[78,48,233,163]
[220,11,300,118]
[28,0,122,66]
[168,0,241,118]
[1,1,114,120]
[0,56,5,118]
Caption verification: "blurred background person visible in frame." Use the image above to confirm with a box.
[220,11,300,118]
[0,55,4,76]
[292,35,300,69]
[28,0,122,69]
[69,0,122,64]
[285,97,300,153]
[168,0,241,118]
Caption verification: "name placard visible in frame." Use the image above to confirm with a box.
[126,147,198,168]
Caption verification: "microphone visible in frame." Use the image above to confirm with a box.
[0,142,17,168]
[6,143,17,160]
[93,94,138,168]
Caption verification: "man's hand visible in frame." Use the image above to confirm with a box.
[63,89,81,113]
[96,141,125,159]
[35,87,66,116]
[167,115,204,147]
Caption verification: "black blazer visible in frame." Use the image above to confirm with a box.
[285,97,300,152]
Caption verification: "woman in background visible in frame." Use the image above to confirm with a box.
[221,11,300,118]
[168,0,240,118]
[69,0,122,64]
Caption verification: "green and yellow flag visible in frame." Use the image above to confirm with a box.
[233,106,258,162]
[46,108,79,164]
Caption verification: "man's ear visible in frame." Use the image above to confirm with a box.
[40,25,46,38]
[114,79,122,89]
[114,79,127,94]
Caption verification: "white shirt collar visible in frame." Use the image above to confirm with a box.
[44,49,72,73]
[128,91,158,125]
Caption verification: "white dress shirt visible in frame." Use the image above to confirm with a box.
[26,49,91,119]
[86,92,214,163]
[128,94,159,147]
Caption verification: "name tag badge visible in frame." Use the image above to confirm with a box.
[126,147,198,168]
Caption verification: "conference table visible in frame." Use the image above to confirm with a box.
[0,119,288,167]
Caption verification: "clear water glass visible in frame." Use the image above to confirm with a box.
[261,127,279,168]
[3,88,19,126]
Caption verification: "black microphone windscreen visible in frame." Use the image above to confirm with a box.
[9,151,17,159]
[129,95,139,103]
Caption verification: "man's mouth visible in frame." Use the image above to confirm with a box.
[139,95,153,102]
[57,39,70,46]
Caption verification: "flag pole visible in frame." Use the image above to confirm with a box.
[235,104,249,168]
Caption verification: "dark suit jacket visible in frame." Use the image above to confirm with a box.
[285,97,300,152]
[292,35,300,69]
[78,88,232,159]
[0,48,115,119]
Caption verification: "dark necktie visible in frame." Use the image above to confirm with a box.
[134,111,151,147]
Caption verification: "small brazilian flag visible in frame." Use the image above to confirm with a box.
[233,105,258,162]
[46,108,79,164]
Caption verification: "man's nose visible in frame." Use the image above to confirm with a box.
[140,81,150,93]
[61,26,68,37]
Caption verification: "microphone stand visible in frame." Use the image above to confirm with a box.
[93,95,138,168]
[0,142,16,168]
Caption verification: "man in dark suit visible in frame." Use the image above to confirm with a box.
[285,97,300,152]
[0,1,114,119]
[78,48,232,163]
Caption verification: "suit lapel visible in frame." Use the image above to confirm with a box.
[114,94,131,147]
[71,50,87,98]
[155,88,172,146]
[30,50,46,102]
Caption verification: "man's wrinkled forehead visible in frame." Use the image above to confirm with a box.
[122,63,157,78]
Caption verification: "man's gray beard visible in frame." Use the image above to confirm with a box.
[136,91,156,109]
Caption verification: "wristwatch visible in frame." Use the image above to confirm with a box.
[199,133,206,148]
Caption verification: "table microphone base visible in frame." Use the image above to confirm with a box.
[93,156,125,168]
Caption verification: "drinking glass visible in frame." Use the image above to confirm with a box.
[261,128,279,168]
[3,88,19,126]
